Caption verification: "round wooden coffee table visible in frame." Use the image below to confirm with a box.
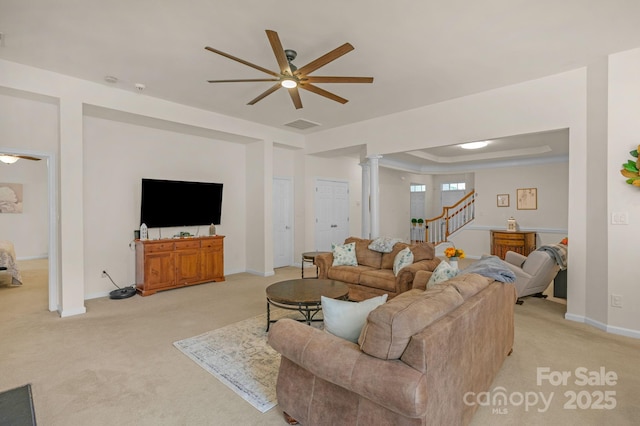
[265,279,349,331]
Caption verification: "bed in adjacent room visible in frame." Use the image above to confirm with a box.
[0,240,22,286]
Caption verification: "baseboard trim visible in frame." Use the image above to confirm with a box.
[59,306,87,318]
[605,324,640,339]
[16,255,48,261]
[85,291,111,300]
[565,313,640,339]
[245,269,275,277]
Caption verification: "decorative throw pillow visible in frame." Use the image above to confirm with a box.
[368,236,403,253]
[427,261,459,288]
[321,294,388,343]
[393,247,414,276]
[331,242,358,266]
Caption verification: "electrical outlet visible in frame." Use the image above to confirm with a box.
[611,212,629,225]
[611,294,623,308]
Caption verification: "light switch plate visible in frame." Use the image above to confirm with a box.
[611,212,629,225]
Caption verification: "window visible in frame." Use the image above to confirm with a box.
[410,184,426,192]
[442,182,466,191]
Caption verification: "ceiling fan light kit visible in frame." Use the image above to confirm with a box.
[460,141,489,150]
[280,78,297,89]
[205,30,373,109]
[0,155,19,164]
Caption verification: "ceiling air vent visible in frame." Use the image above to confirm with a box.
[284,119,321,130]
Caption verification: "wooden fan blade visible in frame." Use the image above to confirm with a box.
[265,30,293,75]
[294,43,354,76]
[208,78,279,83]
[247,83,282,105]
[299,83,348,104]
[0,154,41,161]
[302,76,374,84]
[205,46,279,77]
[288,87,303,109]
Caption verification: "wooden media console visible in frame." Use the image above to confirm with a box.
[135,235,225,296]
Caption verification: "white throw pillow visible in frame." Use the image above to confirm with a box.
[321,294,388,343]
[427,261,459,288]
[331,242,358,266]
[393,247,414,276]
[368,236,403,253]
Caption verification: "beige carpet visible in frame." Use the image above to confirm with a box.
[0,259,638,425]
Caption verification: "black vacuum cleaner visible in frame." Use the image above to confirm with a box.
[103,270,137,299]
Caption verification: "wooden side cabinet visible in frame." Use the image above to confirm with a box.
[135,235,225,296]
[490,230,536,260]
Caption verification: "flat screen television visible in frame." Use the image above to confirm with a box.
[140,178,223,228]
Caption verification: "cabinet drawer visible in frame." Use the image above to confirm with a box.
[493,233,524,241]
[175,239,201,250]
[202,239,222,249]
[495,238,524,246]
[145,242,174,252]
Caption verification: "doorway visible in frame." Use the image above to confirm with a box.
[0,148,58,312]
[314,178,349,251]
[273,177,293,268]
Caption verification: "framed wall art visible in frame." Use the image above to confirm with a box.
[0,183,23,213]
[517,188,537,210]
[497,194,509,207]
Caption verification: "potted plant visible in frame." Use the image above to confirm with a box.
[417,218,424,227]
[444,246,465,269]
[411,218,417,227]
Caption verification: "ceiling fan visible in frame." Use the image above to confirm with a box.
[205,30,373,109]
[0,154,41,164]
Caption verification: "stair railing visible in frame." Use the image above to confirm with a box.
[423,190,476,245]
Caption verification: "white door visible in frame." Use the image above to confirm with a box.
[315,179,349,251]
[273,177,293,268]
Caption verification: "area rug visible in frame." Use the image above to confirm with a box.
[0,384,37,425]
[173,310,320,413]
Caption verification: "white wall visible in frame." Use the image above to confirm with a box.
[607,48,640,334]
[474,162,568,230]
[82,115,248,298]
[378,167,412,241]
[245,141,272,276]
[274,146,296,177]
[452,161,569,256]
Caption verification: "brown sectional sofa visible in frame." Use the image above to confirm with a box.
[314,237,441,301]
[268,273,517,426]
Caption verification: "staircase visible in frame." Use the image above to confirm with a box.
[412,190,476,245]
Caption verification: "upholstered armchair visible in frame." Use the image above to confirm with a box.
[503,250,561,303]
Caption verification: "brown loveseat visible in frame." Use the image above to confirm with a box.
[314,237,441,301]
[268,272,517,426]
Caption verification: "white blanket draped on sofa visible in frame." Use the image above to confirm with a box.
[0,240,22,286]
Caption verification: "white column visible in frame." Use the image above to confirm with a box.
[59,96,87,317]
[359,161,371,238]
[368,155,383,239]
